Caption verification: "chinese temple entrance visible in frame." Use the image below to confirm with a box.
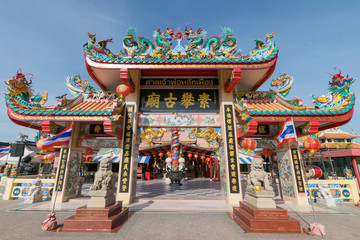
[138,143,219,180]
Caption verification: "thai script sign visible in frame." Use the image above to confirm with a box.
[119,105,135,193]
[57,147,69,191]
[224,105,240,194]
[291,149,305,193]
[140,78,218,86]
[140,89,219,112]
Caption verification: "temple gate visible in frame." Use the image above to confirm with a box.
[4,26,356,207]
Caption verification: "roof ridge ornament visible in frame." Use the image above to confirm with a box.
[311,67,355,109]
[4,69,48,108]
[84,27,278,63]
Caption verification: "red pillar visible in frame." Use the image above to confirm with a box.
[210,158,212,180]
[352,156,360,188]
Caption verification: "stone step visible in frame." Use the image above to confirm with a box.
[239,201,289,219]
[233,206,303,234]
[75,202,123,219]
[63,207,129,233]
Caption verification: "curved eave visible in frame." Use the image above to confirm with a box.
[85,53,278,91]
[6,102,125,129]
[235,102,354,132]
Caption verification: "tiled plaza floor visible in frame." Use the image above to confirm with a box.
[1,178,360,239]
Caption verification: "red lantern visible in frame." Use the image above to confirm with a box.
[303,138,321,155]
[242,138,257,152]
[262,148,273,157]
[116,84,130,98]
[194,154,198,159]
[201,155,206,160]
[158,152,164,158]
[83,147,93,156]
[166,151,171,157]
[206,157,210,162]
[188,153,192,158]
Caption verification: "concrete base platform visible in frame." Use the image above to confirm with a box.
[233,201,303,234]
[60,202,129,233]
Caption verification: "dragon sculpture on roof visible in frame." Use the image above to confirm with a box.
[84,26,277,62]
[4,69,48,107]
[66,74,96,98]
[311,67,355,109]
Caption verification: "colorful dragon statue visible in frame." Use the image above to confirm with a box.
[270,73,294,97]
[311,67,355,109]
[66,74,96,98]
[247,32,276,61]
[5,69,48,107]
[184,27,207,57]
[123,27,155,56]
[203,27,238,58]
[153,28,174,59]
[85,27,279,63]
[85,33,122,58]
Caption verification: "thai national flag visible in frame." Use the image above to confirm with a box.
[277,118,297,144]
[42,124,73,148]
[0,145,10,154]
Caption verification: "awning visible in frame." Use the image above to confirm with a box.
[238,149,258,164]
[138,156,151,164]
[92,148,121,163]
[93,156,120,163]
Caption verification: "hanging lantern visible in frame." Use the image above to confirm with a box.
[262,148,273,157]
[158,152,164,158]
[200,155,206,160]
[116,84,130,98]
[194,154,198,159]
[83,147,93,156]
[242,138,257,152]
[188,153,192,158]
[206,157,211,162]
[303,138,321,155]
[166,151,171,157]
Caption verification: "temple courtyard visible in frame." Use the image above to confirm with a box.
[1,179,359,239]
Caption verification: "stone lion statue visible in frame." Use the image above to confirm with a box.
[316,182,332,199]
[90,157,114,191]
[25,179,43,203]
[247,157,273,191]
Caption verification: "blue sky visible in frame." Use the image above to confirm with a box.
[1,0,359,142]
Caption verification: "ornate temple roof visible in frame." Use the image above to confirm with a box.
[4,72,125,132]
[235,71,356,137]
[83,27,278,91]
[317,128,360,139]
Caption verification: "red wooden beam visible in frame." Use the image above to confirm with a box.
[237,121,258,139]
[224,68,241,93]
[103,120,123,139]
[120,68,135,93]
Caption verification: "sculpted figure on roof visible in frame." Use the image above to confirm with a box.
[311,67,355,109]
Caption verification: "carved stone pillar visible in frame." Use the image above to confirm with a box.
[276,142,309,205]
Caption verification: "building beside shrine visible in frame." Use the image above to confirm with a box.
[3,26,357,205]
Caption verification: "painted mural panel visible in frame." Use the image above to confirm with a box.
[138,114,221,127]
[277,150,295,198]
